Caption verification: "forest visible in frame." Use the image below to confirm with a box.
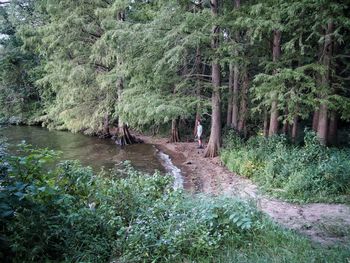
[0,0,350,262]
[1,0,350,152]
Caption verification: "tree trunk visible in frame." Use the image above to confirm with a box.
[238,71,248,135]
[231,64,239,129]
[282,109,289,136]
[170,118,181,143]
[116,77,136,146]
[263,110,269,137]
[317,104,328,145]
[205,0,221,158]
[227,63,233,126]
[312,41,323,132]
[328,111,337,145]
[269,99,279,136]
[114,10,136,146]
[194,46,202,137]
[230,0,240,129]
[268,29,281,136]
[317,21,333,145]
[312,110,319,131]
[291,115,298,143]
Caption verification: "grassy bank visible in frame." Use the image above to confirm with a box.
[221,131,350,204]
[1,144,349,262]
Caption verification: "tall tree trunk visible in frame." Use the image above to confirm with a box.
[312,42,324,132]
[282,109,289,136]
[205,0,221,158]
[317,104,328,145]
[268,29,281,136]
[194,46,202,137]
[312,110,319,131]
[116,77,136,146]
[231,63,239,129]
[328,111,337,145]
[170,118,180,143]
[115,10,135,146]
[263,110,269,137]
[238,71,248,135]
[291,115,298,143]
[227,63,233,126]
[317,21,333,145]
[230,0,240,129]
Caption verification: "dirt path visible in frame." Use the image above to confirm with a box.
[141,136,350,246]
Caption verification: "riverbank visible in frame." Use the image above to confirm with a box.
[141,135,350,246]
[3,125,350,246]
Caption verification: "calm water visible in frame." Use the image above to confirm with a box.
[0,125,165,174]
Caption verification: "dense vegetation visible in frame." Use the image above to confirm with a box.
[1,143,349,262]
[1,1,350,261]
[1,0,349,153]
[221,130,350,203]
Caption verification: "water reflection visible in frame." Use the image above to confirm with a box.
[0,125,165,174]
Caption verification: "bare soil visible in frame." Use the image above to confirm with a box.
[141,135,350,246]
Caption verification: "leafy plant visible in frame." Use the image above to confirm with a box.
[221,131,350,203]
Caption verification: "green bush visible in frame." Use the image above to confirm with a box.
[221,130,350,203]
[1,143,349,262]
[0,145,264,262]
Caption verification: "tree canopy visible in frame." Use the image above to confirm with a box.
[1,0,350,155]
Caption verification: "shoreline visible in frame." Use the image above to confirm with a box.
[141,134,350,246]
[3,124,350,246]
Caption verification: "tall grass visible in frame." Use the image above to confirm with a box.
[221,131,350,203]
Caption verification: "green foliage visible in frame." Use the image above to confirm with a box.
[1,144,349,262]
[0,144,261,262]
[221,130,350,203]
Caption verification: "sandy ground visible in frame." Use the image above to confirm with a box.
[140,135,350,246]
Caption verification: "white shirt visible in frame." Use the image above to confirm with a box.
[197,124,203,138]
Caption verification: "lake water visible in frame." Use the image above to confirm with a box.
[0,125,167,175]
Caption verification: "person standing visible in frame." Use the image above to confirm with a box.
[196,120,203,149]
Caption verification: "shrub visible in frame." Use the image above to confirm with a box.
[1,145,263,262]
[221,131,350,203]
[1,143,349,262]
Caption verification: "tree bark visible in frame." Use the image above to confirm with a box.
[115,11,136,146]
[230,0,240,129]
[312,110,319,131]
[170,118,181,143]
[238,71,248,136]
[282,109,289,136]
[328,111,337,145]
[227,63,233,126]
[194,46,202,137]
[317,21,333,145]
[268,29,281,136]
[291,115,298,143]
[116,77,136,146]
[263,110,269,137]
[231,63,239,129]
[269,99,279,136]
[205,0,221,158]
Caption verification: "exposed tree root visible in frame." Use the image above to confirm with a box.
[170,118,180,143]
[115,124,142,146]
[204,141,220,158]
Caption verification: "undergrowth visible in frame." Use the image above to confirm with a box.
[221,130,350,203]
[0,143,349,262]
